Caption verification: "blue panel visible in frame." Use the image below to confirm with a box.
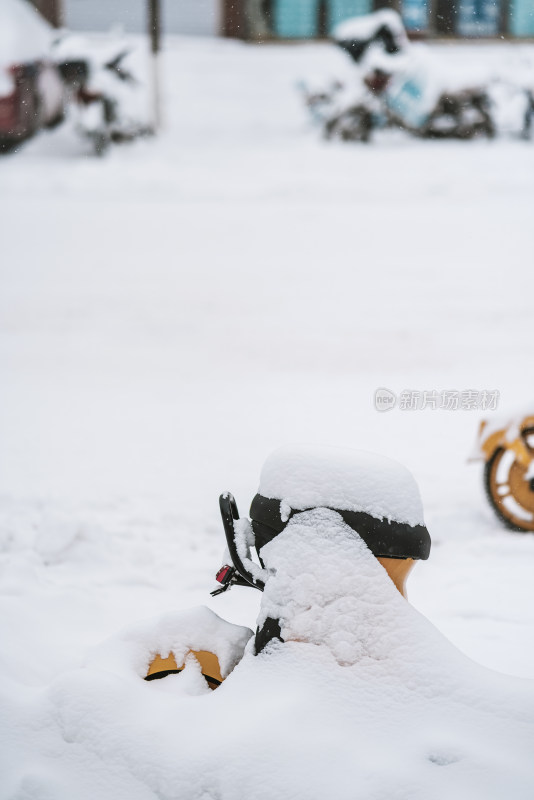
[457,0,501,36]
[328,0,372,33]
[386,75,432,128]
[402,0,429,32]
[509,0,534,36]
[274,0,320,38]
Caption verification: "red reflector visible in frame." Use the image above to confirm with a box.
[216,566,232,584]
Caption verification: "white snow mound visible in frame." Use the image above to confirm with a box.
[258,444,425,526]
[0,0,52,72]
[86,605,253,681]
[1,509,531,800]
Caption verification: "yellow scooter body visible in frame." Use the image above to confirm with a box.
[475,414,534,468]
[146,650,223,689]
[474,414,534,532]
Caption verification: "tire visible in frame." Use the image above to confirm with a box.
[324,105,373,142]
[0,137,20,154]
[425,92,494,140]
[484,446,534,533]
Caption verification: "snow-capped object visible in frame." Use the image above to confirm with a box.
[333,9,408,46]
[258,444,425,527]
[0,0,52,71]
[87,606,253,681]
[469,407,534,460]
[256,507,446,660]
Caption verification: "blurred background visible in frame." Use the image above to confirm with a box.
[28,0,534,38]
[0,0,533,693]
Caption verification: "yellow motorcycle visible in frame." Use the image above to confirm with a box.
[474,414,534,532]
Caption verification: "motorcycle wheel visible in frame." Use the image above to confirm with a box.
[324,106,373,142]
[484,441,534,532]
[456,101,495,140]
[425,93,494,140]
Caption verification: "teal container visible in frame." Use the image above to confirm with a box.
[402,0,429,32]
[273,0,371,38]
[328,0,372,32]
[274,0,321,37]
[457,0,500,36]
[509,0,534,36]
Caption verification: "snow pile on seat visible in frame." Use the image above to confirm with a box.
[258,444,424,526]
[87,606,253,681]
[0,0,52,84]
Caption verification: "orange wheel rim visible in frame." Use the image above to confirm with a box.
[488,448,534,532]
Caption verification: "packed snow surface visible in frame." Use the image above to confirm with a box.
[259,444,425,525]
[0,33,534,800]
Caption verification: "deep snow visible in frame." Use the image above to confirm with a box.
[0,33,534,799]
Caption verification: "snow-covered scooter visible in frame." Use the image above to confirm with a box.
[303,10,494,142]
[473,413,534,532]
[145,445,431,686]
[41,447,534,794]
[54,35,152,156]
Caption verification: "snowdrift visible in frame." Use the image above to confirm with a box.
[1,509,533,799]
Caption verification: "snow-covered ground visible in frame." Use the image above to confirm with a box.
[1,35,534,799]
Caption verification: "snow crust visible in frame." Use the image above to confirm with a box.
[259,444,425,526]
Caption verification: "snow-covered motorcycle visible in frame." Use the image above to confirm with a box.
[144,445,431,684]
[39,446,534,794]
[473,413,534,532]
[302,10,496,143]
[54,35,152,156]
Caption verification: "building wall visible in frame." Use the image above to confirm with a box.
[230,0,534,38]
[273,0,371,38]
[509,0,534,35]
[60,0,534,38]
[457,0,501,36]
[65,0,220,35]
